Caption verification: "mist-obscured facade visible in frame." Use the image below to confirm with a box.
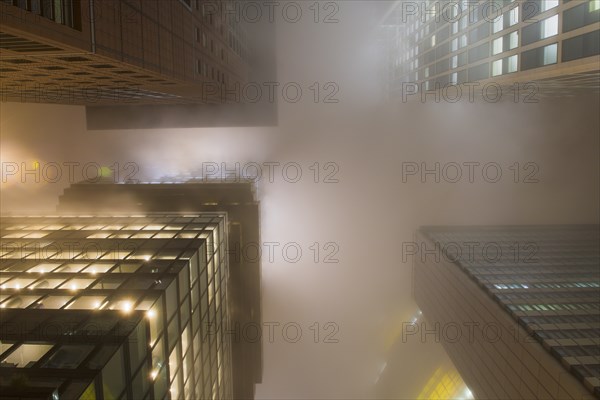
[414,225,600,399]
[382,0,600,96]
[0,213,232,399]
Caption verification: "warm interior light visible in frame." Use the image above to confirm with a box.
[150,370,159,380]
[146,309,156,319]
[122,300,133,313]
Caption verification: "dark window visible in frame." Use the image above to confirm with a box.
[468,62,489,81]
[563,2,600,33]
[562,30,600,62]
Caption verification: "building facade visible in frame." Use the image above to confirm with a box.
[0,0,250,104]
[414,225,600,399]
[0,213,232,399]
[56,180,262,400]
[381,0,600,98]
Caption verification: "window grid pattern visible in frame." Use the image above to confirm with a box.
[383,0,600,94]
[423,225,600,397]
[0,213,232,400]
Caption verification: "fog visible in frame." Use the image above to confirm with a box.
[1,1,599,399]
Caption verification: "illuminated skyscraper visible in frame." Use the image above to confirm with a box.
[56,180,262,400]
[381,0,600,97]
[414,225,600,399]
[0,213,232,399]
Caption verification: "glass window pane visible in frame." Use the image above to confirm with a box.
[1,344,53,367]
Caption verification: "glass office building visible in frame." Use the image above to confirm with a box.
[414,225,600,399]
[0,213,232,400]
[56,180,263,400]
[382,0,600,97]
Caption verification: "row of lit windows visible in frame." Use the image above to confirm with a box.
[497,291,600,301]
[521,314,599,325]
[2,221,219,233]
[509,302,599,312]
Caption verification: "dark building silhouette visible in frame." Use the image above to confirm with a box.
[414,225,600,399]
[56,180,262,400]
[0,0,249,105]
[0,0,278,129]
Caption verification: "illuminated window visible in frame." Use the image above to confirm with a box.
[55,263,88,273]
[2,277,36,289]
[60,278,96,291]
[87,233,111,239]
[509,6,519,26]
[2,295,42,308]
[131,233,153,239]
[101,251,132,260]
[31,278,67,289]
[83,263,114,274]
[544,43,558,65]
[82,225,105,231]
[42,225,64,230]
[542,15,558,39]
[102,225,124,231]
[1,344,53,367]
[66,296,106,310]
[493,15,504,34]
[27,263,61,273]
[36,296,72,309]
[143,224,165,231]
[509,31,518,49]
[508,55,518,72]
[176,232,198,239]
[541,0,559,12]
[493,37,503,55]
[153,232,176,239]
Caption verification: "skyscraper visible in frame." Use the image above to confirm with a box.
[0,0,249,105]
[56,180,262,400]
[381,0,600,97]
[413,225,600,399]
[0,212,232,399]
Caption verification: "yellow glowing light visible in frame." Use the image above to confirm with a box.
[146,309,156,319]
[144,255,151,261]
[70,283,77,291]
[121,300,133,313]
[93,301,101,309]
[32,161,40,169]
[150,370,159,380]
[99,166,113,178]
[15,284,21,290]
